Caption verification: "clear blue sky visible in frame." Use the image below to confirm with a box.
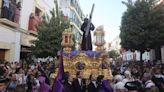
[79,0,127,43]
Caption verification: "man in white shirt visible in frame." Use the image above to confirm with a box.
[2,0,9,18]
[88,74,98,92]
[3,0,9,8]
[72,71,86,92]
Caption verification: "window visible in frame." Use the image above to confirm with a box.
[35,7,42,17]
[28,7,42,32]
[71,0,73,5]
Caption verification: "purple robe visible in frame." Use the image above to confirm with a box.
[51,50,66,92]
[38,76,51,92]
[99,80,113,92]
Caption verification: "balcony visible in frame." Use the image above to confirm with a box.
[0,1,21,28]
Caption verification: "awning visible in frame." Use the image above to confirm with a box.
[21,47,31,53]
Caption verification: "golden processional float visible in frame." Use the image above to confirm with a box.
[57,25,113,80]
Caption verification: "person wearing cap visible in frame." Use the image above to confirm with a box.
[124,81,142,92]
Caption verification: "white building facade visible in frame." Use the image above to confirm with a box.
[58,0,84,49]
[122,49,156,62]
[0,0,54,62]
[109,36,156,62]
[109,36,121,52]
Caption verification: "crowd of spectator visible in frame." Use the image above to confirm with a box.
[0,60,163,92]
[0,61,55,92]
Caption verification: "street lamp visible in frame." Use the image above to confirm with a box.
[94,25,105,51]
[61,27,74,53]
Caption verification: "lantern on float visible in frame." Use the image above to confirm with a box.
[61,27,74,53]
[94,25,105,51]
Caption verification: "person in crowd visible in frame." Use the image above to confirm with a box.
[142,73,159,92]
[0,76,10,92]
[15,68,26,92]
[97,75,113,92]
[131,67,140,79]
[14,2,21,23]
[26,73,33,92]
[3,62,10,79]
[124,81,139,92]
[31,73,40,92]
[124,74,143,92]
[38,75,51,92]
[122,70,132,84]
[62,72,73,92]
[88,74,98,92]
[113,75,126,92]
[5,73,17,92]
[152,67,164,92]
[102,79,113,92]
[97,75,104,92]
[72,71,86,92]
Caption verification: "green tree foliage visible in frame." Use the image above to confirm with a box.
[108,50,120,60]
[31,1,70,58]
[120,0,164,60]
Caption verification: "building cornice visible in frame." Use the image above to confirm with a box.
[0,18,19,28]
[0,19,38,36]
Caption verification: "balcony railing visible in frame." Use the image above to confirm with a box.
[0,18,19,28]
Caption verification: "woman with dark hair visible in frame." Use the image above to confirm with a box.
[26,74,32,92]
[14,2,21,23]
[97,75,104,88]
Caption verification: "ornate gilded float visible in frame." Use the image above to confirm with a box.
[57,26,112,80]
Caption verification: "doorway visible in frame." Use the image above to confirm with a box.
[0,49,5,61]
